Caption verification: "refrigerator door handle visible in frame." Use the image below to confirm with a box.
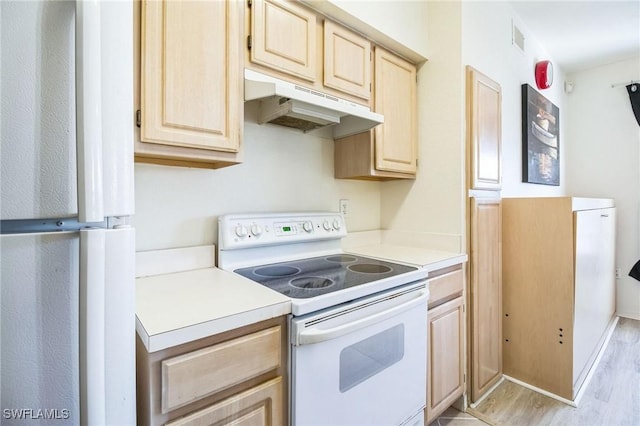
[80,228,107,424]
[76,0,104,223]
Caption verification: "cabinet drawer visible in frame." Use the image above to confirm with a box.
[166,377,283,426]
[428,269,463,306]
[162,326,281,413]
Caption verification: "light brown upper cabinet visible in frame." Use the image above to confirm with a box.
[249,0,317,82]
[334,47,417,180]
[466,66,502,190]
[323,20,371,101]
[136,0,243,169]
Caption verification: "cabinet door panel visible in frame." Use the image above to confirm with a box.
[470,197,502,402]
[166,378,283,426]
[427,297,464,423]
[251,0,316,82]
[374,47,417,174]
[324,20,371,100]
[162,327,281,412]
[140,0,242,153]
[428,269,464,306]
[466,66,502,190]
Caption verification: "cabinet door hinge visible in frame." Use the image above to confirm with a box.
[136,109,141,128]
[247,35,252,50]
[248,0,252,7]
[464,373,466,383]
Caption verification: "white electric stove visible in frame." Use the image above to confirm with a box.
[218,212,428,426]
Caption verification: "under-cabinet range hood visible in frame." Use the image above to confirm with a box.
[244,69,383,139]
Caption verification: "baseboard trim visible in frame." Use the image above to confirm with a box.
[502,375,577,407]
[468,377,505,409]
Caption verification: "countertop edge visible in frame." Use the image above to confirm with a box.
[137,300,291,353]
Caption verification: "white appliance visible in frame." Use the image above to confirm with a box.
[218,212,428,426]
[244,69,384,138]
[0,1,135,424]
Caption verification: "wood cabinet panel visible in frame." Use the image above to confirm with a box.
[165,378,283,426]
[250,0,316,82]
[137,0,243,168]
[374,47,417,174]
[137,316,288,426]
[502,198,616,400]
[466,66,502,190]
[162,327,281,413]
[323,20,371,100]
[427,297,465,423]
[428,269,464,307]
[469,197,502,402]
[334,47,417,180]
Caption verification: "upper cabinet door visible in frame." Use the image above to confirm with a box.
[466,66,502,190]
[374,47,417,174]
[140,0,242,153]
[250,0,316,82]
[323,20,371,101]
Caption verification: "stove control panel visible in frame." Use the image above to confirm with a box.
[219,212,347,250]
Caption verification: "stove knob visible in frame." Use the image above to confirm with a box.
[333,218,342,230]
[303,221,314,233]
[322,220,331,231]
[235,224,248,238]
[251,224,263,237]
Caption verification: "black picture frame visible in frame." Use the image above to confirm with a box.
[521,84,560,185]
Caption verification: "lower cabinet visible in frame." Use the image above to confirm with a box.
[165,378,282,426]
[468,196,502,402]
[137,316,287,425]
[426,266,465,424]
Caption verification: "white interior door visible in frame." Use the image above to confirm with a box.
[1,232,80,424]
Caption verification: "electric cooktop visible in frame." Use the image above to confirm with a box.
[234,254,417,299]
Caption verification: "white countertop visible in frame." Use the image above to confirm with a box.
[136,247,290,353]
[346,244,468,272]
[135,238,466,353]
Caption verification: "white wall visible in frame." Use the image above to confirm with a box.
[319,0,429,59]
[134,103,381,251]
[461,1,567,197]
[380,1,465,242]
[565,56,640,319]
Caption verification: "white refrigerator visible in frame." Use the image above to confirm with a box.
[1,1,136,424]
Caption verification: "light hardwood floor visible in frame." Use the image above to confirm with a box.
[466,317,640,425]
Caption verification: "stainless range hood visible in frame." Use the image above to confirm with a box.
[244,69,383,139]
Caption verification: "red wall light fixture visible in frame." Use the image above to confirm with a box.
[535,60,554,89]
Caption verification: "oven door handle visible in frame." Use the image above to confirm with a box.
[295,289,427,346]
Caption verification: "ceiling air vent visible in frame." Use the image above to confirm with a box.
[512,21,525,52]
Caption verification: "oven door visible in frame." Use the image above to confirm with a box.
[290,282,428,426]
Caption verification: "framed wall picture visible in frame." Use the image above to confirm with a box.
[521,84,560,185]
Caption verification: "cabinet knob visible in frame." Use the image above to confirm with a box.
[601,214,609,218]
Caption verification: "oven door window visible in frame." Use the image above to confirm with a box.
[339,324,404,392]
